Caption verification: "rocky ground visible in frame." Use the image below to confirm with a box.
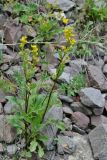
[0,0,107,160]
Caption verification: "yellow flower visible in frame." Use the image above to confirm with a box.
[20,36,28,44]
[31,45,38,54]
[62,18,69,24]
[70,39,76,45]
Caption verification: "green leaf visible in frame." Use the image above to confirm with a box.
[29,140,38,152]
[38,145,44,158]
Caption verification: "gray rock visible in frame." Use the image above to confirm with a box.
[22,25,36,37]
[47,0,75,11]
[89,124,107,160]
[7,144,17,155]
[93,107,104,116]
[59,95,73,103]
[5,23,22,44]
[63,106,73,115]
[72,124,86,135]
[0,143,4,153]
[0,14,7,29]
[69,59,87,72]
[42,106,63,150]
[68,133,94,160]
[103,64,107,76]
[72,112,89,129]
[63,117,72,130]
[0,103,3,113]
[0,90,5,103]
[70,102,92,116]
[87,65,107,91]
[5,65,22,76]
[79,87,105,108]
[0,115,16,143]
[4,101,16,114]
[91,115,107,127]
[57,135,76,154]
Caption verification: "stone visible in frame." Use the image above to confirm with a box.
[0,14,7,29]
[22,25,36,37]
[0,90,5,103]
[4,101,16,114]
[63,117,72,130]
[72,124,86,135]
[93,107,104,116]
[79,87,105,108]
[91,115,107,127]
[87,65,107,91]
[0,43,7,50]
[5,65,22,76]
[47,0,75,11]
[76,0,85,9]
[0,103,3,113]
[42,106,63,150]
[57,135,76,154]
[103,64,107,76]
[70,102,92,116]
[89,124,107,160]
[0,115,16,143]
[0,143,4,153]
[59,95,73,103]
[68,133,94,160]
[5,23,22,44]
[63,106,73,115]
[7,144,17,155]
[72,112,89,129]
[69,59,87,72]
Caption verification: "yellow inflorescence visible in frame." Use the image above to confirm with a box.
[31,45,39,63]
[20,36,28,48]
[62,18,69,24]
[64,26,76,45]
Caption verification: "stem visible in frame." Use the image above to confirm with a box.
[41,54,66,122]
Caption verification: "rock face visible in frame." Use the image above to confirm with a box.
[87,65,107,91]
[42,106,63,150]
[0,115,16,143]
[68,133,94,160]
[57,135,76,154]
[72,112,89,129]
[89,124,107,160]
[47,0,75,11]
[79,87,105,108]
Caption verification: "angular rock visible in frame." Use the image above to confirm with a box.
[0,90,6,103]
[0,115,16,143]
[5,65,22,76]
[69,59,87,72]
[63,106,73,115]
[72,124,86,135]
[79,87,105,108]
[4,101,16,114]
[22,25,36,37]
[91,115,107,127]
[70,102,92,116]
[7,144,17,155]
[57,135,76,154]
[87,65,107,91]
[0,14,7,29]
[72,112,89,129]
[0,143,4,153]
[42,106,63,150]
[68,133,94,160]
[5,23,22,44]
[0,103,3,113]
[103,64,107,76]
[59,95,73,103]
[93,107,104,116]
[47,0,75,11]
[89,124,107,160]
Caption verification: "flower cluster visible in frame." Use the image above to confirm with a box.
[20,36,28,48]
[31,45,39,64]
[64,26,76,45]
